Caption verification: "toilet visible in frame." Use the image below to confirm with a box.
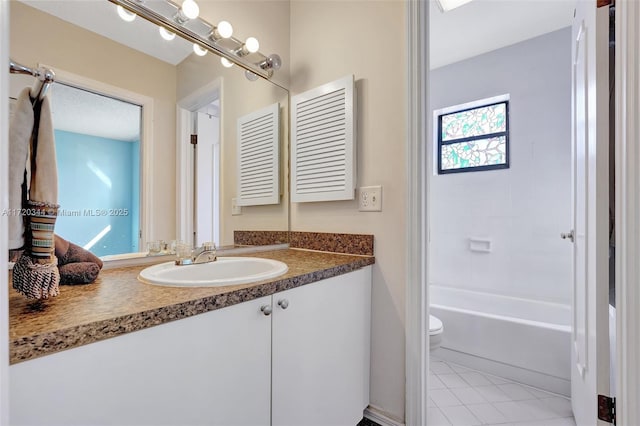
[429,315,444,351]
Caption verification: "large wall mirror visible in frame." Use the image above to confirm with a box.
[9,0,289,258]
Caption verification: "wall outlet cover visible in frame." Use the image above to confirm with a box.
[231,198,242,215]
[359,185,382,212]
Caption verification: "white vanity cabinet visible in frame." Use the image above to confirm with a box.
[9,295,273,426]
[9,267,372,426]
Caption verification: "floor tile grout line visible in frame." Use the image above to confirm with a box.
[439,360,571,400]
[428,359,576,426]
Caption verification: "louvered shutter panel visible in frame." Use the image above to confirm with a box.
[291,75,356,202]
[237,103,280,206]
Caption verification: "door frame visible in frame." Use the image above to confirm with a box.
[406,2,640,426]
[405,0,429,425]
[614,1,640,424]
[1,1,10,424]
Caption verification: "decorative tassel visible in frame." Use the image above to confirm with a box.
[12,201,61,299]
[12,255,60,299]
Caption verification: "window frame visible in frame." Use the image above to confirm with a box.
[437,99,510,174]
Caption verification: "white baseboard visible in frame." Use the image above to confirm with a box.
[435,348,571,397]
[364,405,405,426]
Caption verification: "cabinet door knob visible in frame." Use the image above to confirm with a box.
[260,305,272,316]
[277,299,289,310]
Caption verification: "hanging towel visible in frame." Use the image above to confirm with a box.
[8,88,34,249]
[12,93,61,299]
[28,94,58,206]
[25,94,59,261]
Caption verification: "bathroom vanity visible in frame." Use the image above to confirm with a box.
[8,249,373,426]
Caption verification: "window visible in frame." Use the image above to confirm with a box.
[437,99,509,174]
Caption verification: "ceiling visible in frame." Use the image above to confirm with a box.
[50,83,142,142]
[17,0,575,141]
[429,0,575,69]
[25,0,577,72]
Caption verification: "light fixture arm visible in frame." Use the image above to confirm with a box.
[109,0,278,80]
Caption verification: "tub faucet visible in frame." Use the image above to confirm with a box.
[175,242,217,265]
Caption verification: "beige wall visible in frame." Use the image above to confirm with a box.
[11,0,407,418]
[197,0,290,89]
[290,0,407,421]
[10,2,177,244]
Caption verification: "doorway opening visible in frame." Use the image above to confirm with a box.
[193,99,221,247]
[421,1,617,424]
[423,2,617,425]
[176,78,222,249]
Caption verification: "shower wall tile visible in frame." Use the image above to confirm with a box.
[429,28,573,306]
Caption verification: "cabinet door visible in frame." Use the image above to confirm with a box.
[272,267,372,426]
[10,296,272,426]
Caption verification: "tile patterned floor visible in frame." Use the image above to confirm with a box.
[427,359,576,426]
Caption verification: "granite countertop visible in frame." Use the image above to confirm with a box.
[9,248,374,365]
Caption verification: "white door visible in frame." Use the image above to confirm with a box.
[570,2,610,425]
[194,109,220,247]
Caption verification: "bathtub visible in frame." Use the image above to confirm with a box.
[430,285,572,396]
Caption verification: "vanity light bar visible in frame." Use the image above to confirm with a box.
[108,0,275,80]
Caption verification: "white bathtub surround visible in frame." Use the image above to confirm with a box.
[427,359,575,426]
[430,285,571,396]
[430,27,572,306]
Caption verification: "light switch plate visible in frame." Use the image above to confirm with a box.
[231,198,242,215]
[359,185,382,212]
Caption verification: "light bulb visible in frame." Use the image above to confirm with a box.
[245,70,259,81]
[181,0,199,20]
[245,37,260,53]
[220,57,234,68]
[193,44,208,56]
[159,27,176,41]
[265,54,282,70]
[117,5,136,22]
[216,21,233,39]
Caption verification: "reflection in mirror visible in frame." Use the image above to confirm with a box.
[53,85,142,257]
[176,50,289,249]
[8,0,289,259]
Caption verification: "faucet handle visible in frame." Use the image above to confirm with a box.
[202,242,216,251]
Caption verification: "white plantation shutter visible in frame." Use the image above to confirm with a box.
[291,75,356,202]
[236,103,280,206]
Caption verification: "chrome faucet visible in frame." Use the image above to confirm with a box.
[175,242,217,265]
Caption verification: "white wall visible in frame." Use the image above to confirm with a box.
[290,0,407,421]
[430,28,573,305]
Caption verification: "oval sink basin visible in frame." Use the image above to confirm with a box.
[138,257,288,287]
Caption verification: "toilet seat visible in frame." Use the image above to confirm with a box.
[429,315,443,351]
[429,315,443,335]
